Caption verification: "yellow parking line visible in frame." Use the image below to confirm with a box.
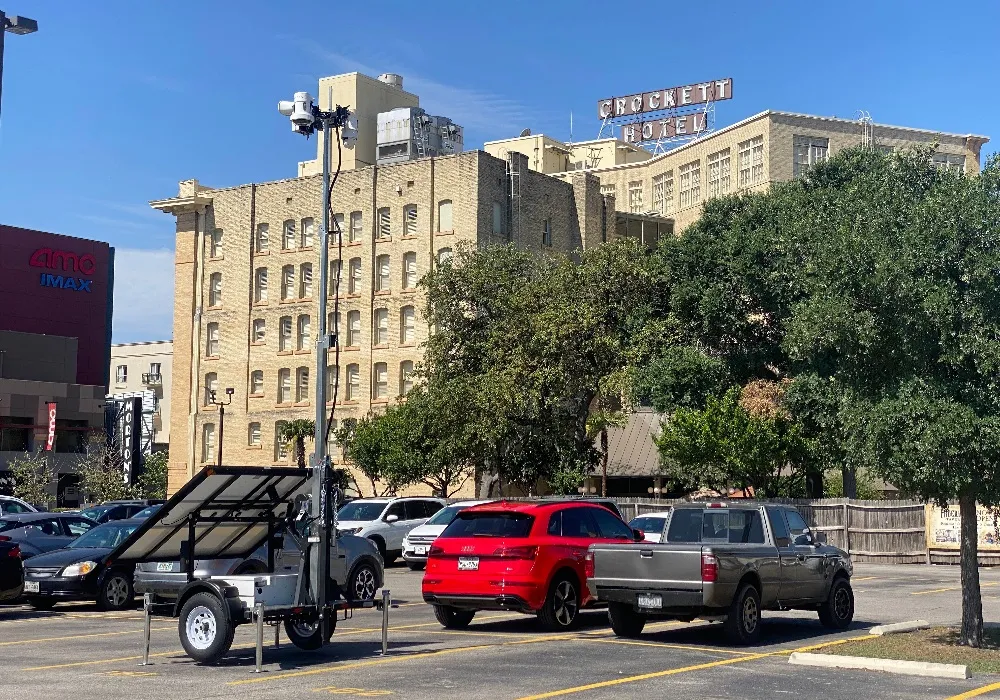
[0,626,174,646]
[851,576,878,581]
[579,637,756,656]
[947,680,1000,699]
[912,582,998,596]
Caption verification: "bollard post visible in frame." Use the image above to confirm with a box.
[380,589,390,656]
[253,603,264,673]
[275,621,280,648]
[139,593,152,666]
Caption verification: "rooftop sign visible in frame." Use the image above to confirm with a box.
[597,78,733,120]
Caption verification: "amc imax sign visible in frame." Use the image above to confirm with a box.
[30,247,96,293]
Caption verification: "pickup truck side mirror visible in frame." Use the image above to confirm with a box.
[632,528,645,542]
[794,529,814,546]
[385,514,399,523]
[814,531,828,545]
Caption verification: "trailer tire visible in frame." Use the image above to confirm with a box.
[608,602,646,638]
[284,616,335,650]
[723,583,762,645]
[179,592,235,664]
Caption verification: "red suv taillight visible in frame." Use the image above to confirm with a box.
[701,553,718,582]
[492,545,537,560]
[6,545,20,558]
[428,544,445,557]
[0,535,10,542]
[584,552,595,578]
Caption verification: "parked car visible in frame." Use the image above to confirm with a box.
[423,500,642,631]
[0,495,37,516]
[628,510,673,543]
[135,527,383,603]
[587,501,854,644]
[78,502,149,524]
[0,513,100,557]
[132,504,163,520]
[337,497,446,562]
[0,540,24,603]
[402,500,493,571]
[536,497,624,520]
[22,518,142,611]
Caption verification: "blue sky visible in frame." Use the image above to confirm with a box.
[2,0,998,343]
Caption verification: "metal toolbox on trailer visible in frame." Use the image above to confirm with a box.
[209,574,299,609]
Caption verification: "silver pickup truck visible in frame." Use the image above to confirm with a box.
[587,501,854,644]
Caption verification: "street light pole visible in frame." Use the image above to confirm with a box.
[209,387,234,468]
[0,11,39,127]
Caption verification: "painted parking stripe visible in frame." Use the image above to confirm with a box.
[947,680,1000,699]
[0,626,174,647]
[912,583,998,596]
[578,637,757,656]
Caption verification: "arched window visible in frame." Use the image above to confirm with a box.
[437,247,453,265]
[277,368,291,404]
[400,361,415,396]
[346,364,360,401]
[282,219,296,250]
[403,204,417,236]
[297,315,311,351]
[300,217,314,247]
[400,306,416,344]
[274,421,288,460]
[255,223,269,253]
[279,316,292,351]
[248,422,261,446]
[300,263,313,298]
[205,323,219,356]
[204,372,218,407]
[202,423,216,463]
[347,311,361,347]
[438,200,453,232]
[374,308,389,345]
[373,362,388,399]
[349,257,362,293]
[403,252,417,289]
[296,367,310,402]
[281,265,295,300]
[250,370,264,395]
[252,318,265,343]
[209,272,222,307]
[376,255,390,291]
[254,267,268,303]
[377,207,390,238]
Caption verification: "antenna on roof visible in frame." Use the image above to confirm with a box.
[857,110,875,149]
[518,128,531,137]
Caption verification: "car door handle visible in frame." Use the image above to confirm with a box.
[640,550,654,558]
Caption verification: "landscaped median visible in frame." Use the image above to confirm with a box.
[789,627,1000,679]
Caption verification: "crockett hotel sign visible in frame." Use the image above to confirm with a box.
[597,78,733,143]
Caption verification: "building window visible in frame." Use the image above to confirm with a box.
[297,314,311,351]
[327,364,339,401]
[254,267,268,303]
[374,308,389,345]
[346,364,360,401]
[300,217,314,247]
[347,310,361,347]
[377,207,391,238]
[932,153,966,173]
[250,370,264,395]
[600,184,616,199]
[274,421,288,461]
[282,219,296,250]
[209,272,222,307]
[438,200,453,232]
[737,136,765,188]
[328,311,341,342]
[628,181,644,213]
[400,360,414,395]
[252,318,265,343]
[210,228,223,258]
[116,365,127,384]
[679,160,701,208]
[202,423,215,463]
[542,219,552,247]
[373,362,388,400]
[437,247,452,266]
[492,202,505,235]
[349,211,363,243]
[279,316,292,351]
[296,367,309,402]
[206,323,220,357]
[402,251,418,289]
[349,257,362,294]
[149,362,161,376]
[277,368,291,404]
[707,148,731,198]
[256,223,269,253]
[403,204,417,236]
[376,254,390,291]
[248,422,261,447]
[332,213,344,241]
[793,136,829,177]
[300,263,313,298]
[652,174,665,214]
[329,260,342,296]
[204,372,218,407]
[400,305,416,344]
[281,265,295,300]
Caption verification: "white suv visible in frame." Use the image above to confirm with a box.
[337,497,446,563]
[0,496,37,515]
[402,500,493,570]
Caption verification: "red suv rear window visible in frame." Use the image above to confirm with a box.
[440,512,535,538]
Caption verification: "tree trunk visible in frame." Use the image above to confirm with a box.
[805,469,823,498]
[295,437,306,468]
[959,487,984,647]
[842,466,857,499]
[600,428,609,497]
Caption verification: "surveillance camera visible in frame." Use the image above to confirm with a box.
[278,91,316,134]
[341,115,359,148]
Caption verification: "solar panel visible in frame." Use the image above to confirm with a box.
[109,466,311,563]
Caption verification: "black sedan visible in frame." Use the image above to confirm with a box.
[77,503,148,524]
[0,540,24,603]
[23,519,141,611]
[0,513,99,558]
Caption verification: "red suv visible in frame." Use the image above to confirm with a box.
[422,500,639,631]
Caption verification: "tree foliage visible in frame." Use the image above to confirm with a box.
[9,450,53,507]
[280,419,315,468]
[77,435,139,503]
[138,451,169,500]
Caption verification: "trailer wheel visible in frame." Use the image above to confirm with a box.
[284,617,335,650]
[179,592,235,663]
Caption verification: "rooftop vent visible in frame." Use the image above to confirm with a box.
[378,73,403,89]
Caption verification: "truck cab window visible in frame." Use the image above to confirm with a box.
[665,509,702,543]
[766,506,791,547]
[785,509,812,544]
[729,510,765,544]
[702,511,729,542]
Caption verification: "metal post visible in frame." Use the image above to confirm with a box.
[0,11,6,127]
[216,402,224,467]
[139,593,152,666]
[253,603,264,673]
[380,589,390,656]
[274,621,280,649]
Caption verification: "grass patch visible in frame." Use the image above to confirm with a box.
[820,627,1000,674]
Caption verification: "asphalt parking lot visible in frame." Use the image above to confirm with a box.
[2,563,1000,700]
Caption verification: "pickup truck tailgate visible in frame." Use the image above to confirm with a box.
[589,543,704,608]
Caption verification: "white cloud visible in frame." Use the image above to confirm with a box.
[112,248,174,343]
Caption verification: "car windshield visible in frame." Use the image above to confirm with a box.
[80,506,110,521]
[426,505,467,526]
[440,512,534,538]
[134,506,161,519]
[630,516,667,534]
[338,501,387,521]
[67,522,138,549]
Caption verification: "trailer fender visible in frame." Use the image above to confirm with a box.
[172,580,245,626]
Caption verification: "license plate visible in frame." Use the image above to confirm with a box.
[413,546,427,555]
[157,562,174,572]
[637,594,662,609]
[457,557,479,571]
[24,581,39,593]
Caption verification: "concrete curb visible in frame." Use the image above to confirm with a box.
[788,652,970,679]
[869,620,931,636]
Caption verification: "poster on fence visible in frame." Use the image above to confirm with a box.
[925,503,1000,551]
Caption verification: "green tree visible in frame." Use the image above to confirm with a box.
[138,451,169,500]
[9,450,53,507]
[77,435,139,503]
[336,411,407,497]
[279,419,315,469]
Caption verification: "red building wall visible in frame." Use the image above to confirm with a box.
[0,224,113,387]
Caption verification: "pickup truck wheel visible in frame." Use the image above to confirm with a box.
[538,576,580,631]
[818,578,854,629]
[723,583,761,645]
[433,604,475,629]
[284,617,334,650]
[608,602,646,637]
[178,592,235,663]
